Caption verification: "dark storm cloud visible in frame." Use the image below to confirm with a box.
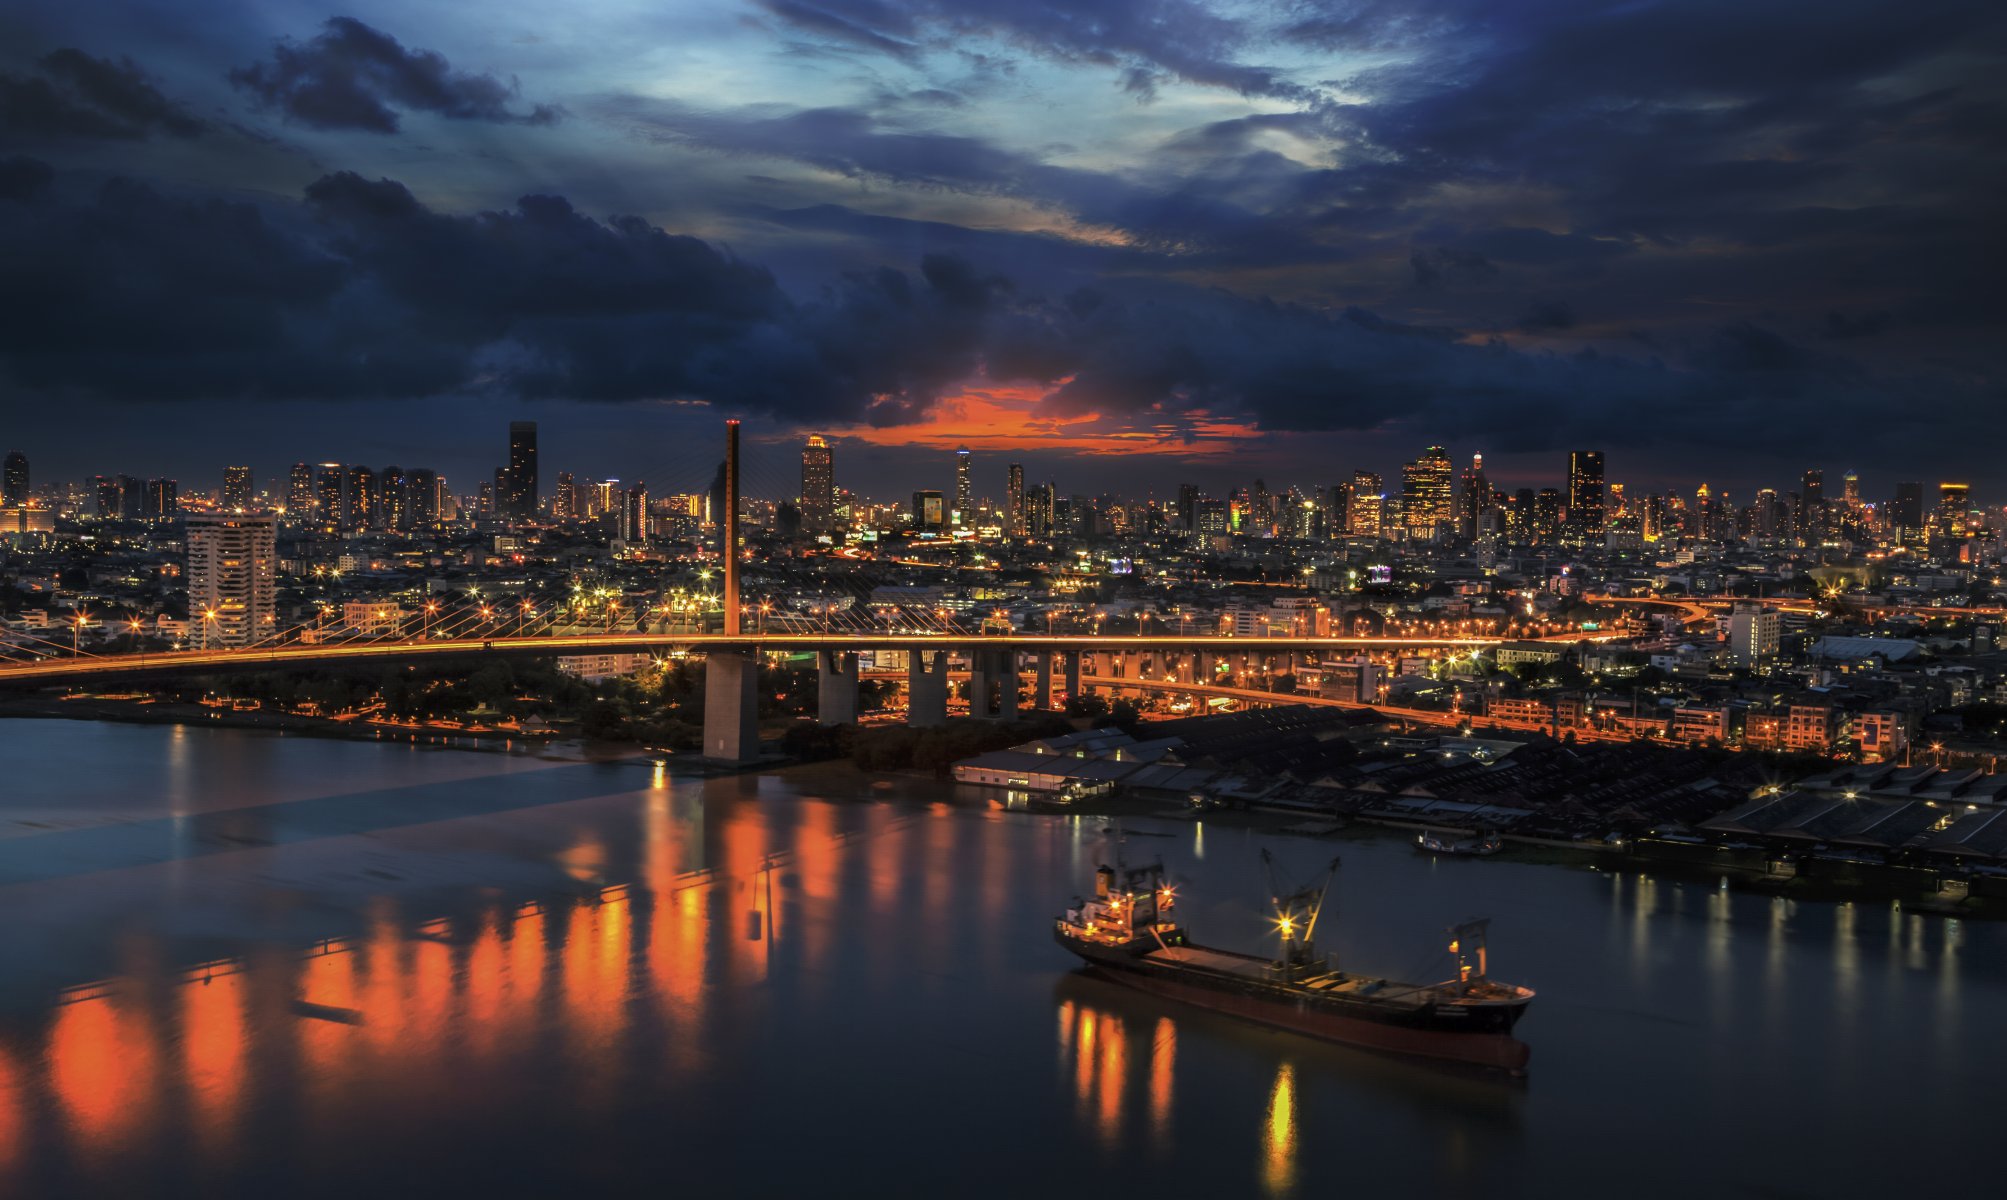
[228,17,561,133]
[0,49,206,141]
[0,160,1980,463]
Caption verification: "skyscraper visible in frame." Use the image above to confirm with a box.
[912,490,945,530]
[185,512,277,649]
[954,448,972,526]
[314,464,345,530]
[1008,464,1026,536]
[800,435,835,535]
[287,463,314,521]
[222,465,254,512]
[621,482,649,543]
[554,471,577,521]
[1458,453,1491,539]
[1892,481,1924,535]
[408,468,440,527]
[145,478,178,520]
[349,465,377,531]
[1567,450,1605,531]
[1348,470,1384,538]
[504,420,538,520]
[1401,447,1453,538]
[2,451,27,504]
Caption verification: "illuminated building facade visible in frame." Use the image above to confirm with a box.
[1567,450,1605,532]
[185,511,277,649]
[801,435,835,535]
[222,465,254,511]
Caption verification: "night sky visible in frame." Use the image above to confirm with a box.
[2,1,2002,503]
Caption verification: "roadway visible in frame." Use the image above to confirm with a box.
[0,631,1520,686]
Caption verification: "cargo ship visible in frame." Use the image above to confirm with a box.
[1054,853,1533,1073]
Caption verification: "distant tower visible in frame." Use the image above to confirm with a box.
[222,465,254,512]
[1567,450,1605,531]
[185,512,277,649]
[801,435,835,535]
[1007,464,1025,536]
[954,448,972,526]
[287,463,314,521]
[505,420,538,520]
[2,451,27,504]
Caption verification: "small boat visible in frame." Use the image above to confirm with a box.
[1054,852,1533,1072]
[1416,830,1504,857]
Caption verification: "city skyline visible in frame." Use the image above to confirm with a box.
[3,3,2003,492]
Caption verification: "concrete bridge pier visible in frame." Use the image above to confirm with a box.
[967,649,1018,720]
[1033,652,1053,710]
[817,650,859,726]
[703,647,760,763]
[998,651,1020,722]
[907,650,948,727]
[1062,651,1081,704]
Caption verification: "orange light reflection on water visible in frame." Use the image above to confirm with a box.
[48,990,159,1159]
[181,967,248,1155]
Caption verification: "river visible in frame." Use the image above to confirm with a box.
[0,720,1995,1197]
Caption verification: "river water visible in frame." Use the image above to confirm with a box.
[0,720,1995,1197]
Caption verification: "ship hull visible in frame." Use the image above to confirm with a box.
[1061,934,1531,1073]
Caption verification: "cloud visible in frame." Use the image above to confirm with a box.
[0,49,206,141]
[750,0,1312,101]
[228,17,561,133]
[0,162,1984,468]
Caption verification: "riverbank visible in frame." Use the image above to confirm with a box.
[888,763,2007,920]
[0,694,667,763]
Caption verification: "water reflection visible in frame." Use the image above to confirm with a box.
[1264,1061,1297,1196]
[0,725,1999,1197]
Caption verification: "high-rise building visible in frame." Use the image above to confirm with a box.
[380,466,409,530]
[587,479,617,520]
[1348,471,1384,538]
[621,482,649,543]
[349,465,376,531]
[912,490,945,530]
[1401,446,1453,539]
[1028,483,1056,536]
[408,469,440,527]
[1891,481,1924,535]
[1008,464,1026,536]
[3,451,28,504]
[222,465,254,511]
[185,512,277,649]
[800,435,835,535]
[954,448,972,526]
[145,478,178,520]
[1567,451,1605,531]
[288,462,315,521]
[503,421,538,520]
[554,471,578,521]
[314,464,345,530]
[1938,482,1971,536]
[1458,453,1491,539]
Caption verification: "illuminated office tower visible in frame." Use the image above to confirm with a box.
[1008,464,1026,535]
[503,421,538,520]
[1938,482,1970,536]
[1401,446,1453,538]
[801,435,835,534]
[314,464,345,530]
[1567,450,1605,531]
[222,465,254,511]
[349,465,376,531]
[953,447,972,526]
[185,512,277,649]
[1348,470,1384,538]
[621,482,649,543]
[3,451,29,504]
[288,462,314,520]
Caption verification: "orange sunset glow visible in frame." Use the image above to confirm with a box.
[832,379,1264,457]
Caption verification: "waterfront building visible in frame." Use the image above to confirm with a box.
[185,511,277,648]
